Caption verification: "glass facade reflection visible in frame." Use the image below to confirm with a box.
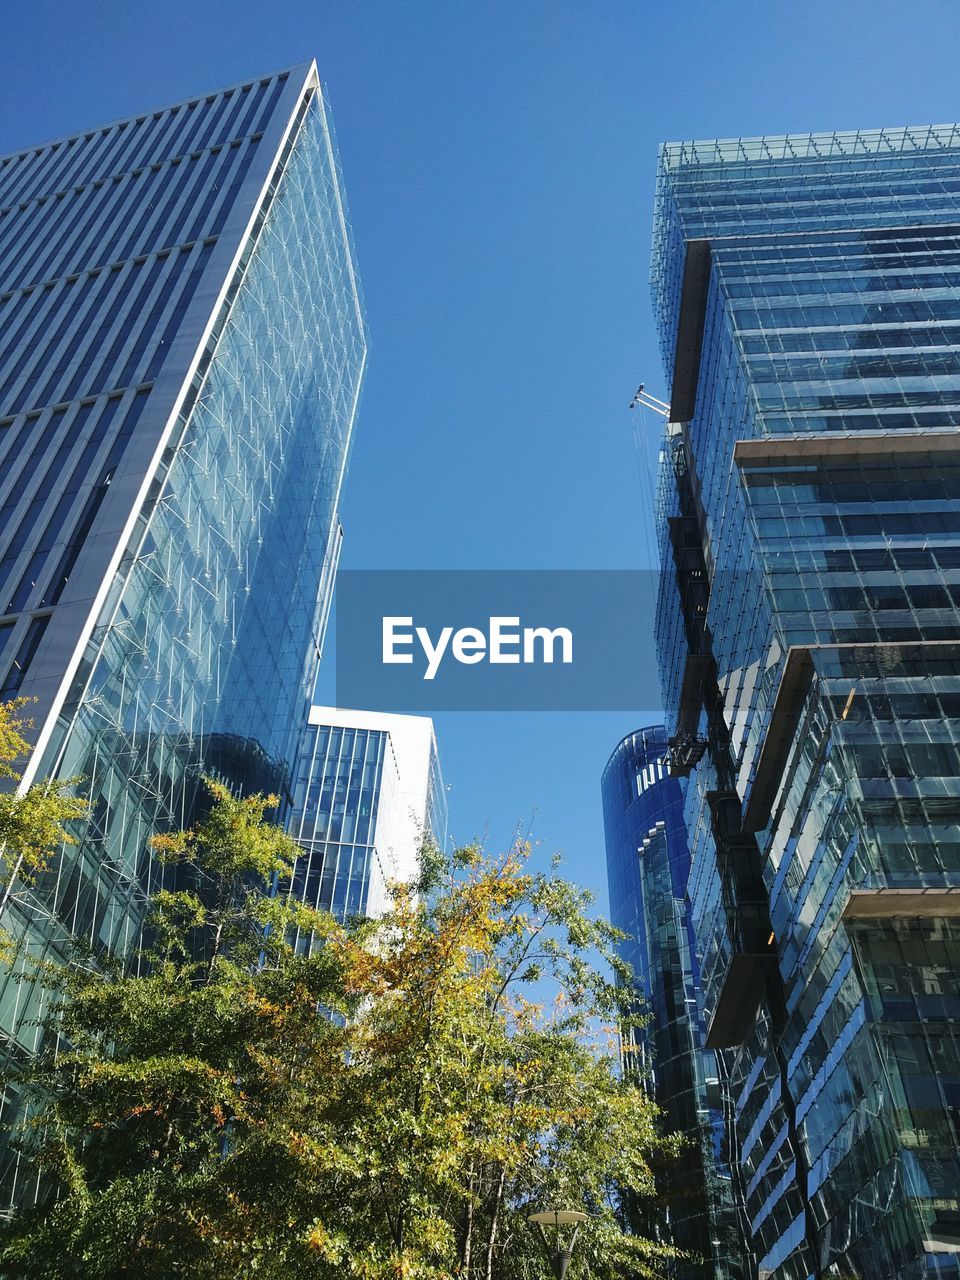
[652,126,960,1277]
[602,726,746,1279]
[287,706,447,930]
[0,64,365,1204]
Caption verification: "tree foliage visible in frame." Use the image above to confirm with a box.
[0,781,678,1279]
[0,697,87,896]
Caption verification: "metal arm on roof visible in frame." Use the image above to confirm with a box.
[628,383,670,417]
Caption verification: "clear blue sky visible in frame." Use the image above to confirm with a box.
[2,0,959,913]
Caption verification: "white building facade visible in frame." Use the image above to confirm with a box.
[287,706,446,922]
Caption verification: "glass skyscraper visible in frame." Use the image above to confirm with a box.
[287,706,446,929]
[0,62,366,1200]
[602,725,745,1279]
[652,126,960,1278]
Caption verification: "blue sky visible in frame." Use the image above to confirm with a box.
[2,0,959,913]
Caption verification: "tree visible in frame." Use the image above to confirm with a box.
[317,844,680,1280]
[0,782,679,1279]
[0,698,87,902]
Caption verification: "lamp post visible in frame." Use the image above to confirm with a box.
[528,1209,589,1280]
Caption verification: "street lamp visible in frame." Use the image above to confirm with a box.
[528,1209,589,1280]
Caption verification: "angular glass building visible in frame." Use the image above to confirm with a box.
[287,706,446,928]
[651,127,960,1278]
[602,725,745,1279]
[0,62,366,1197]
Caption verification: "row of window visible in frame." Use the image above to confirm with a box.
[0,139,249,294]
[0,75,283,212]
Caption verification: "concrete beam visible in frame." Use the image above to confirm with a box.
[743,647,814,834]
[734,430,960,469]
[669,239,711,424]
[843,888,960,919]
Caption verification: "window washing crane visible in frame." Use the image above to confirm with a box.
[628,381,710,776]
[628,383,670,417]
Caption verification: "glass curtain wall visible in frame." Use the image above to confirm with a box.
[651,126,960,1278]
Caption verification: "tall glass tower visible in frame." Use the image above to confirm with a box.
[287,707,446,929]
[602,725,745,1279]
[652,127,960,1278]
[0,62,366,1185]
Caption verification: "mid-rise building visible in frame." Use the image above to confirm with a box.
[602,725,745,1278]
[652,126,960,1277]
[287,706,446,926]
[0,63,365,1201]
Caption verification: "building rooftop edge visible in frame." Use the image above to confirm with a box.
[658,122,960,171]
[601,725,667,778]
[0,59,318,167]
[308,705,438,733]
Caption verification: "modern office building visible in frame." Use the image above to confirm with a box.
[602,725,745,1279]
[287,706,446,929]
[651,126,960,1278]
[0,60,366,1191]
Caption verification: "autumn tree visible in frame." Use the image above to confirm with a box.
[0,781,678,1279]
[319,844,679,1280]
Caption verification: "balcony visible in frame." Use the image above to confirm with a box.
[842,887,960,920]
[705,952,776,1049]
